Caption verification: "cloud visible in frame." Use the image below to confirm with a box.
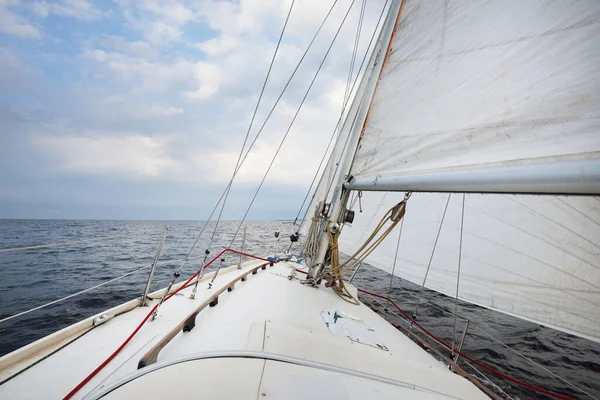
[135,0,194,24]
[185,61,222,100]
[0,1,41,38]
[142,19,182,44]
[195,35,240,56]
[1,0,388,219]
[114,0,196,45]
[136,104,185,117]
[32,133,181,177]
[83,48,195,93]
[100,35,158,59]
[31,0,104,21]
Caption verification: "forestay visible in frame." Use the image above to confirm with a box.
[340,192,600,343]
[349,0,600,194]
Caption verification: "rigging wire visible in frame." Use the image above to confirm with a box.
[168,0,341,277]
[207,0,297,252]
[321,0,404,204]
[289,264,577,400]
[63,248,274,400]
[0,249,225,325]
[208,0,360,285]
[462,360,516,400]
[469,325,598,400]
[365,294,514,400]
[343,0,367,107]
[358,288,573,400]
[389,212,404,291]
[387,273,595,399]
[451,193,466,352]
[183,0,296,299]
[287,0,372,249]
[291,0,390,236]
[225,0,359,252]
[0,265,151,324]
[412,193,451,320]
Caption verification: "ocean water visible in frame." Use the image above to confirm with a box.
[0,219,598,399]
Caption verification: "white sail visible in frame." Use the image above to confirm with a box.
[340,191,600,343]
[307,0,600,342]
[348,0,600,194]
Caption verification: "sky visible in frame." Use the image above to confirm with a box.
[0,0,385,220]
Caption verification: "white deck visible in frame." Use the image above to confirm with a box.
[0,260,489,399]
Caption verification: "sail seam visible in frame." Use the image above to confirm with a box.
[474,206,600,274]
[387,18,600,66]
[554,197,600,226]
[365,115,600,138]
[390,256,600,328]
[405,246,600,318]
[459,251,600,309]
[506,196,600,252]
[362,246,600,332]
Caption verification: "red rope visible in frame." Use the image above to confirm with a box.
[63,249,272,400]
[64,259,570,400]
[357,288,572,400]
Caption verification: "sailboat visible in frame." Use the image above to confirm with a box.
[1,0,598,399]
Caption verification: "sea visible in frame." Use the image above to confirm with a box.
[0,219,598,399]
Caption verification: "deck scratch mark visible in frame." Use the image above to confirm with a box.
[255,359,267,400]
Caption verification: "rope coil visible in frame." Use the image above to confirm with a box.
[327,222,359,305]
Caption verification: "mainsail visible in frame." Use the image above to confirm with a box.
[305,0,600,343]
[347,0,600,195]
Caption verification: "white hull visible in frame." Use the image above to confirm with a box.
[0,259,488,399]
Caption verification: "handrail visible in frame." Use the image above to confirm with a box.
[63,249,274,400]
[92,350,463,400]
[137,261,272,368]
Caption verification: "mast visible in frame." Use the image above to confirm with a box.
[307,0,404,279]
